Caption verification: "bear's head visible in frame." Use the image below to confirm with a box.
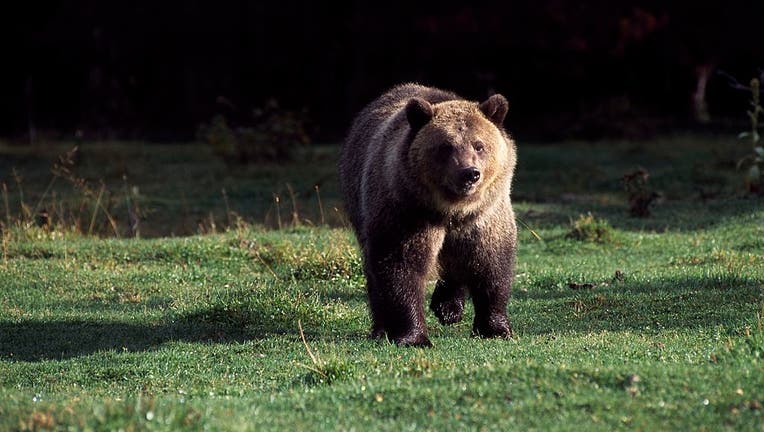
[405,94,515,213]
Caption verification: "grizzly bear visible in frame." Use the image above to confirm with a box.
[339,83,517,347]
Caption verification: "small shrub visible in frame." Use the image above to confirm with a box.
[566,213,613,243]
[197,99,311,165]
[197,115,238,163]
[623,167,660,217]
[735,77,763,194]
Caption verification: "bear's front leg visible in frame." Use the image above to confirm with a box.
[365,268,429,346]
[369,275,430,346]
[471,286,513,339]
[364,225,444,347]
[468,241,515,339]
[443,219,516,339]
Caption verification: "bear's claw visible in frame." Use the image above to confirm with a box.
[430,297,465,325]
[472,317,513,339]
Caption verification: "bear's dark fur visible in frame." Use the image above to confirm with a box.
[339,83,517,346]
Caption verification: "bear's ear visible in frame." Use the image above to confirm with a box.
[405,97,433,131]
[479,94,508,126]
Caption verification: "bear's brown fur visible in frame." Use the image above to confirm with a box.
[339,83,517,346]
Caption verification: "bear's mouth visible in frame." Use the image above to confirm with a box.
[443,182,479,200]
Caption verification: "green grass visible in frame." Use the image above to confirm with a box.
[1,135,763,430]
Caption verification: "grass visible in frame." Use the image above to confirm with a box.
[1,134,763,430]
[0,140,343,237]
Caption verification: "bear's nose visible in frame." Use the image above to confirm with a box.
[459,167,481,185]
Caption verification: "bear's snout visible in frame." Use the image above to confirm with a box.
[446,166,482,198]
[459,167,481,187]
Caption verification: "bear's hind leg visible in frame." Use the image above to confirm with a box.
[430,279,465,325]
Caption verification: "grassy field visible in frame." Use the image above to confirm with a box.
[1,135,763,430]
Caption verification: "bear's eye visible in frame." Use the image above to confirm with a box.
[473,141,485,153]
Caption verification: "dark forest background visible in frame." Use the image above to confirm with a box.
[6,0,764,142]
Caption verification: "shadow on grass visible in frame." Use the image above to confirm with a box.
[3,274,760,361]
[0,306,362,362]
[515,274,763,335]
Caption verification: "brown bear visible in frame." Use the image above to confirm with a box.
[339,83,517,347]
